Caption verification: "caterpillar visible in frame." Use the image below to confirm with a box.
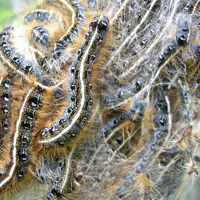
[39,15,109,146]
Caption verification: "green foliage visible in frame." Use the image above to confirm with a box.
[0,8,14,28]
[0,0,14,28]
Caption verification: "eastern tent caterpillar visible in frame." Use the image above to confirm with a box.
[39,15,109,145]
[32,26,51,47]
[53,0,85,59]
[0,87,33,190]
[0,27,43,76]
[24,10,55,24]
[45,148,74,199]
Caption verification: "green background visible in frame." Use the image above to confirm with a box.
[0,0,15,27]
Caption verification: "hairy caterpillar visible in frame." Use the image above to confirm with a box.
[0,0,199,200]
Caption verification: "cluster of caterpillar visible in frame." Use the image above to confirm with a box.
[0,0,199,199]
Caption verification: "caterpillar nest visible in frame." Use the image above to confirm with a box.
[0,0,199,200]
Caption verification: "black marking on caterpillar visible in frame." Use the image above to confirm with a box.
[32,26,51,47]
[0,77,13,182]
[39,16,109,145]
[0,77,13,134]
[17,87,44,180]
[53,0,85,59]
[24,10,54,24]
